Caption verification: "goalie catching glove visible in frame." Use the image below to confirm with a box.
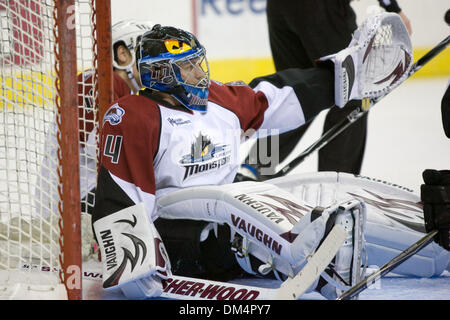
[319,12,413,107]
[93,203,172,299]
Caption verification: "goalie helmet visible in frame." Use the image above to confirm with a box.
[136,24,210,112]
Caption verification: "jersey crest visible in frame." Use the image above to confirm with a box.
[179,133,231,181]
[104,104,125,126]
[166,116,192,127]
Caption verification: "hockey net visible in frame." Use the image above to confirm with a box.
[0,0,112,299]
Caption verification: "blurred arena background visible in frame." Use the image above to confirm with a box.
[110,0,450,83]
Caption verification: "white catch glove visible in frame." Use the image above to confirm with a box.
[319,12,412,108]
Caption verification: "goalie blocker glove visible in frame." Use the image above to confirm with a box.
[421,169,450,251]
[93,203,172,299]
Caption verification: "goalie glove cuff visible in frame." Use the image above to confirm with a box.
[318,49,360,108]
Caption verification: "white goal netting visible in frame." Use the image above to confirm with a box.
[0,0,102,299]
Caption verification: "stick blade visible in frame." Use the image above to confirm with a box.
[275,225,346,300]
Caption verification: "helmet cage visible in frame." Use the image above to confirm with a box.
[138,40,210,112]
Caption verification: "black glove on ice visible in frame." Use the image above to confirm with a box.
[421,169,450,251]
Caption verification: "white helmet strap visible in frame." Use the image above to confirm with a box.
[125,67,141,93]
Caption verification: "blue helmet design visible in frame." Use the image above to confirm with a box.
[136,25,210,112]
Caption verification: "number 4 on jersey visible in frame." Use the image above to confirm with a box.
[103,135,123,164]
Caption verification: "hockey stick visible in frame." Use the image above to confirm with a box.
[273,35,450,178]
[81,224,346,300]
[336,229,439,300]
[159,224,346,300]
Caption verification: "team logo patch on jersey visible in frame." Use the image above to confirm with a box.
[179,133,231,181]
[103,104,125,126]
[82,69,94,82]
[167,117,192,127]
[225,80,247,86]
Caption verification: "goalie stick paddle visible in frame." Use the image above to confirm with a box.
[336,229,439,300]
[274,35,450,178]
[81,224,345,300]
[275,224,346,299]
[159,224,346,300]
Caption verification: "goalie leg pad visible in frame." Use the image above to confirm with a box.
[93,203,171,299]
[318,200,366,300]
[268,172,450,277]
[157,182,336,281]
[156,182,367,296]
[365,223,450,277]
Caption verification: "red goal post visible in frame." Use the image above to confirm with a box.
[0,0,113,300]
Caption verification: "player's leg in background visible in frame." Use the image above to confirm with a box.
[242,0,366,180]
[294,0,366,175]
[319,103,367,174]
[240,0,318,180]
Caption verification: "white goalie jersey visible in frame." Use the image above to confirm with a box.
[93,69,335,224]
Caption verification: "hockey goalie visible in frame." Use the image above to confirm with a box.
[91,13,449,300]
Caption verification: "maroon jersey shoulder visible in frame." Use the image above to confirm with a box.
[113,73,131,100]
[100,95,161,195]
[77,70,131,108]
[104,94,161,155]
[208,80,269,131]
[77,71,131,143]
[77,71,95,143]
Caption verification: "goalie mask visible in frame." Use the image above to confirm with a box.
[112,20,154,91]
[136,24,210,112]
